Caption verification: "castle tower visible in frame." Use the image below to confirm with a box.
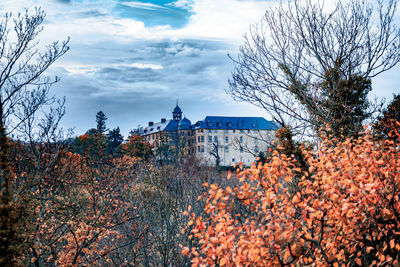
[172,100,182,121]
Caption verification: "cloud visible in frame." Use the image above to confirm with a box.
[168,0,194,10]
[171,0,274,41]
[60,62,163,75]
[120,1,169,10]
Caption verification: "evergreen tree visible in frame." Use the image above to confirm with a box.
[96,111,107,134]
[107,127,124,154]
[374,94,400,142]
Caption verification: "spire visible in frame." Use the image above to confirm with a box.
[172,101,182,121]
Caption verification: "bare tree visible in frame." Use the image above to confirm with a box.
[228,0,400,139]
[0,8,69,133]
[232,129,275,158]
[209,138,221,167]
[0,8,69,265]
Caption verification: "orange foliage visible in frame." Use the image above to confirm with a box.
[122,134,153,160]
[27,149,138,265]
[184,129,400,266]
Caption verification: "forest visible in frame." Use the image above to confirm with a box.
[1,0,400,266]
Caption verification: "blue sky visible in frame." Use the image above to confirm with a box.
[1,0,399,136]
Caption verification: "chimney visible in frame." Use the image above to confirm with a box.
[161,118,166,123]
[148,121,154,126]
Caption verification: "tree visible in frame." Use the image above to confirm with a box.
[0,8,69,265]
[209,138,221,167]
[96,111,107,134]
[228,0,399,139]
[374,94,400,141]
[107,127,124,154]
[73,130,109,160]
[184,129,400,266]
[123,135,153,161]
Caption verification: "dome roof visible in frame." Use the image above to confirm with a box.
[178,117,192,130]
[173,105,182,113]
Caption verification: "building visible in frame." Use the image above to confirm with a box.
[139,103,278,166]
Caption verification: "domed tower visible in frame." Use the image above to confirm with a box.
[178,117,192,130]
[173,101,182,121]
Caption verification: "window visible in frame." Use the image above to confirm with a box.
[233,130,235,133]
[224,146,229,152]
[232,158,235,162]
[255,146,259,153]
[198,136,200,142]
[201,129,204,133]
[201,145,204,152]
[240,136,243,143]
[201,135,204,142]
[198,146,200,152]
[240,147,243,153]
[208,129,212,133]
[214,129,217,133]
[247,130,250,133]
[225,136,229,143]
[208,136,212,142]
[214,136,218,142]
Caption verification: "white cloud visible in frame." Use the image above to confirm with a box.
[58,62,163,75]
[168,0,194,10]
[120,1,169,10]
[171,0,274,42]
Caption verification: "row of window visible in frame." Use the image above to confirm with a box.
[146,133,258,146]
[197,145,230,153]
[205,129,252,133]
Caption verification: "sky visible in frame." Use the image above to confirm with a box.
[1,0,399,137]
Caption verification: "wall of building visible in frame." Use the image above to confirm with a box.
[193,129,274,166]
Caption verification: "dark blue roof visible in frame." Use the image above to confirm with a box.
[173,105,182,113]
[194,116,278,130]
[164,120,179,132]
[178,117,192,130]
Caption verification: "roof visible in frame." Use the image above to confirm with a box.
[178,117,192,130]
[142,119,172,135]
[193,116,278,130]
[164,120,179,132]
[173,105,182,113]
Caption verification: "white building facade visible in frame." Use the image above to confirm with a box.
[192,116,277,166]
